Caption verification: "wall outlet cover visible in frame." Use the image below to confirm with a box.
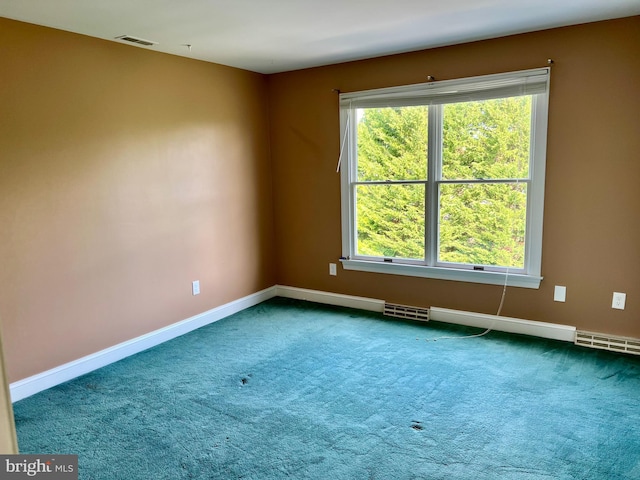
[554,285,566,302]
[612,292,626,310]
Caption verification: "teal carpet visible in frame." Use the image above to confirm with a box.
[13,298,640,479]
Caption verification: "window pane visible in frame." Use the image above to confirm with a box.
[356,106,428,181]
[442,97,531,180]
[438,183,527,268]
[356,184,425,259]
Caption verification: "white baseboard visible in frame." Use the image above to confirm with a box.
[275,285,384,312]
[10,286,576,402]
[10,286,277,402]
[273,288,575,343]
[429,306,576,342]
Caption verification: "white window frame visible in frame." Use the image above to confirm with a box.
[339,68,550,289]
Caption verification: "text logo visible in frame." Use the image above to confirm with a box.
[0,455,77,479]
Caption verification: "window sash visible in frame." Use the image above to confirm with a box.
[350,179,530,274]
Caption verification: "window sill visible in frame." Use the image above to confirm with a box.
[340,259,542,289]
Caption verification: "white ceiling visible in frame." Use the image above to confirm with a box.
[1,0,639,74]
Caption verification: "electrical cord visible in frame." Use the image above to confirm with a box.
[425,266,509,342]
[425,178,519,342]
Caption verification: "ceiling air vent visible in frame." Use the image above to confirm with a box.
[115,35,158,47]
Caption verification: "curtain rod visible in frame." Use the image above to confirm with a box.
[332,59,554,93]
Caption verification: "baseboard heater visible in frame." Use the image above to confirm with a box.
[575,331,640,356]
[385,304,639,354]
[383,303,430,322]
[427,307,576,342]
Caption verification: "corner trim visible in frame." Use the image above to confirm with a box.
[10,286,277,402]
[275,285,384,312]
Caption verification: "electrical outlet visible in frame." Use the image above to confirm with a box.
[612,292,626,310]
[329,263,337,276]
[192,280,200,296]
[554,285,566,302]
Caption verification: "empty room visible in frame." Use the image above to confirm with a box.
[1,1,639,478]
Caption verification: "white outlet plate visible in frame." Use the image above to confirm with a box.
[329,263,337,276]
[554,285,566,302]
[192,280,200,296]
[612,292,626,310]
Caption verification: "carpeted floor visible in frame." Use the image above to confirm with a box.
[13,298,640,479]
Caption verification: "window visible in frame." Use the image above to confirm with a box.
[339,68,550,288]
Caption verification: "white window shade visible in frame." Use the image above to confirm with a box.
[340,68,549,108]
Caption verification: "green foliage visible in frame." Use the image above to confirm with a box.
[441,98,530,180]
[356,184,425,259]
[438,183,526,267]
[356,107,427,259]
[355,97,531,268]
[357,106,428,181]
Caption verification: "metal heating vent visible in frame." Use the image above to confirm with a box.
[384,303,430,322]
[575,331,640,356]
[115,35,158,46]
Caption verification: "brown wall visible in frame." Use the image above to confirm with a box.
[0,18,275,382]
[268,16,640,337]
